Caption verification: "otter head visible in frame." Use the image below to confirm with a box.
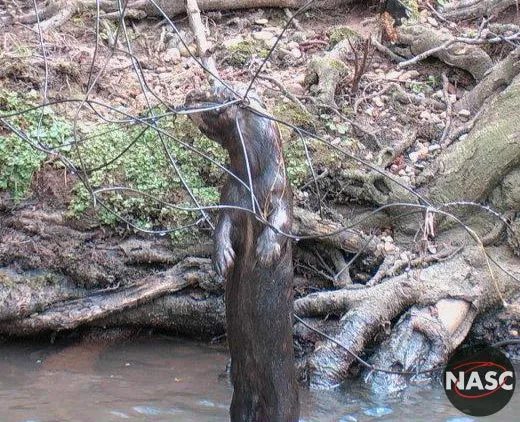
[184,86,265,149]
[184,86,240,147]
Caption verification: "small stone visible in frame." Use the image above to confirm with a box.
[286,83,305,96]
[287,41,299,50]
[431,113,442,123]
[384,242,396,253]
[179,44,196,57]
[427,17,439,27]
[373,96,384,108]
[458,109,471,118]
[429,144,441,152]
[399,70,420,81]
[409,151,420,163]
[290,48,302,59]
[291,31,307,42]
[252,31,275,41]
[163,47,181,62]
[293,74,306,85]
[420,110,432,120]
[254,18,268,25]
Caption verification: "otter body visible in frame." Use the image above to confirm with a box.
[186,87,299,422]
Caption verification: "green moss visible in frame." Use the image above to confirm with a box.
[0,270,16,288]
[1,90,225,236]
[227,40,257,66]
[328,26,359,46]
[272,102,314,130]
[328,58,348,72]
[403,0,420,19]
[284,139,310,188]
[0,90,74,200]
[66,114,225,234]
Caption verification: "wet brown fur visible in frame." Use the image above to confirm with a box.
[185,87,299,422]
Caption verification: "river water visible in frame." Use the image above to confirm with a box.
[0,337,517,421]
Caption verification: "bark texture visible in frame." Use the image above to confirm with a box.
[426,73,520,205]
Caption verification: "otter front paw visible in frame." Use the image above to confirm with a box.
[215,243,235,277]
[256,229,281,266]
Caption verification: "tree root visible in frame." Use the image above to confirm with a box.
[305,38,352,107]
[366,299,477,394]
[439,0,518,21]
[0,257,216,336]
[397,24,493,81]
[455,47,520,115]
[293,207,379,255]
[425,73,520,205]
[295,249,514,388]
[7,0,359,28]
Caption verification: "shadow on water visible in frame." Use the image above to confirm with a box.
[0,337,517,421]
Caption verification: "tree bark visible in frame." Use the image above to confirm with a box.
[424,73,520,206]
[439,0,517,20]
[135,0,355,17]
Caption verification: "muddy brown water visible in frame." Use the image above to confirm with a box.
[0,337,517,422]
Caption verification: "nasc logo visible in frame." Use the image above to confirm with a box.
[443,346,516,416]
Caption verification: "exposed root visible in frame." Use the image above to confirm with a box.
[296,250,511,388]
[0,257,214,335]
[397,24,493,81]
[439,0,518,21]
[366,299,477,394]
[455,47,520,115]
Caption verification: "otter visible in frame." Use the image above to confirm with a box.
[185,86,299,422]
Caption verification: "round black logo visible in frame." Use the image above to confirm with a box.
[443,345,516,417]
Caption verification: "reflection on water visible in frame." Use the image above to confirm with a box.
[0,337,517,421]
